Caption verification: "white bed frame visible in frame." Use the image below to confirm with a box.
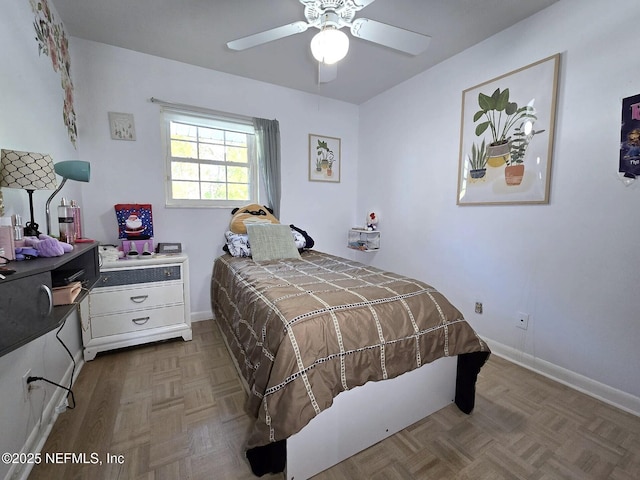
[285,356,457,479]
[217,321,457,479]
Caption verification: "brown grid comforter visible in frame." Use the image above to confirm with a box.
[211,250,490,453]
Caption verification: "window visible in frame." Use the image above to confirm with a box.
[161,108,257,207]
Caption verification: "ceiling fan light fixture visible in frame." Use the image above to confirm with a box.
[310,27,349,65]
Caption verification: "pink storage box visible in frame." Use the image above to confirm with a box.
[121,238,153,255]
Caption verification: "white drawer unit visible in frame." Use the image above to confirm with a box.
[82,254,191,361]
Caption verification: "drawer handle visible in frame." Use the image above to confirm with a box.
[164,270,172,277]
[132,317,150,325]
[40,284,53,317]
[130,295,149,303]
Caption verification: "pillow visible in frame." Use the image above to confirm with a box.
[223,230,307,257]
[246,224,301,262]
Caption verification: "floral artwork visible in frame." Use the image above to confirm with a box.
[29,0,77,148]
[308,134,341,183]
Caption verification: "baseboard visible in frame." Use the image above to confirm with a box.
[191,310,213,323]
[485,338,640,417]
[5,351,85,480]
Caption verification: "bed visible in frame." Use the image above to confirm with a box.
[211,237,490,479]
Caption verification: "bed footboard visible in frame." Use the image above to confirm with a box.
[246,351,489,478]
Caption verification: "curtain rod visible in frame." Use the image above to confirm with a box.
[149,97,254,124]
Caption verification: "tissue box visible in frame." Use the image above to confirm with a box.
[121,238,154,255]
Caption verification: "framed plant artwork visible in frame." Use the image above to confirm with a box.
[309,134,340,183]
[457,54,560,205]
[108,112,136,141]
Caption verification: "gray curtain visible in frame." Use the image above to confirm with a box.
[253,117,281,219]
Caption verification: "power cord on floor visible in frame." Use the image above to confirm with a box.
[25,308,80,410]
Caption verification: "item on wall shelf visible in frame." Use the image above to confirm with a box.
[115,204,153,240]
[619,93,640,185]
[108,112,136,141]
[0,150,57,236]
[45,160,91,236]
[308,134,341,183]
[457,53,560,205]
[366,211,378,230]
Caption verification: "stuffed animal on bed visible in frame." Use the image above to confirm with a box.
[229,203,280,234]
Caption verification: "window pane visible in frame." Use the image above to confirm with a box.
[172,161,199,181]
[198,127,224,144]
[201,164,225,182]
[164,110,256,206]
[228,183,249,200]
[201,182,227,200]
[227,166,248,183]
[226,131,247,147]
[199,143,224,161]
[171,121,197,141]
[171,140,197,158]
[226,146,247,163]
[172,180,200,199]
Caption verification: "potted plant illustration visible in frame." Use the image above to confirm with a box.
[315,157,323,172]
[316,139,334,170]
[326,156,335,177]
[468,139,488,181]
[504,121,545,186]
[473,88,537,167]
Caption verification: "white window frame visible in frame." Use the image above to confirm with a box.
[161,106,258,208]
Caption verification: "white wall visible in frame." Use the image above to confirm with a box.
[358,0,640,407]
[70,39,360,318]
[0,1,85,479]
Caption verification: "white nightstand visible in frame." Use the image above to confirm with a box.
[82,254,191,361]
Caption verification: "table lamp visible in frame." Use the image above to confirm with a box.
[45,160,91,235]
[0,149,57,237]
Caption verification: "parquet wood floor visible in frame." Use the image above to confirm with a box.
[29,320,640,479]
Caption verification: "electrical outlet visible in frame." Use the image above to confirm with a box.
[22,369,32,400]
[516,312,529,330]
[475,302,483,314]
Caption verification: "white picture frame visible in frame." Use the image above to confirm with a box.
[108,112,136,141]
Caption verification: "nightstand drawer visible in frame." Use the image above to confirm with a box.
[97,265,181,287]
[90,283,183,316]
[91,305,184,337]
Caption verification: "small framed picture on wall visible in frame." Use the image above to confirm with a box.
[308,133,340,183]
[108,112,136,141]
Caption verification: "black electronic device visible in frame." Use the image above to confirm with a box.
[157,242,182,254]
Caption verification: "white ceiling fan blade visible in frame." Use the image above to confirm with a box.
[350,18,431,55]
[227,21,309,51]
[318,62,337,83]
[352,0,377,8]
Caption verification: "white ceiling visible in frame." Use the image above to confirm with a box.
[52,0,558,105]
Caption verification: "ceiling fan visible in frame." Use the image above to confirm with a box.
[226,0,431,83]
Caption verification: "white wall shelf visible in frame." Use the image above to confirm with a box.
[348,229,380,252]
